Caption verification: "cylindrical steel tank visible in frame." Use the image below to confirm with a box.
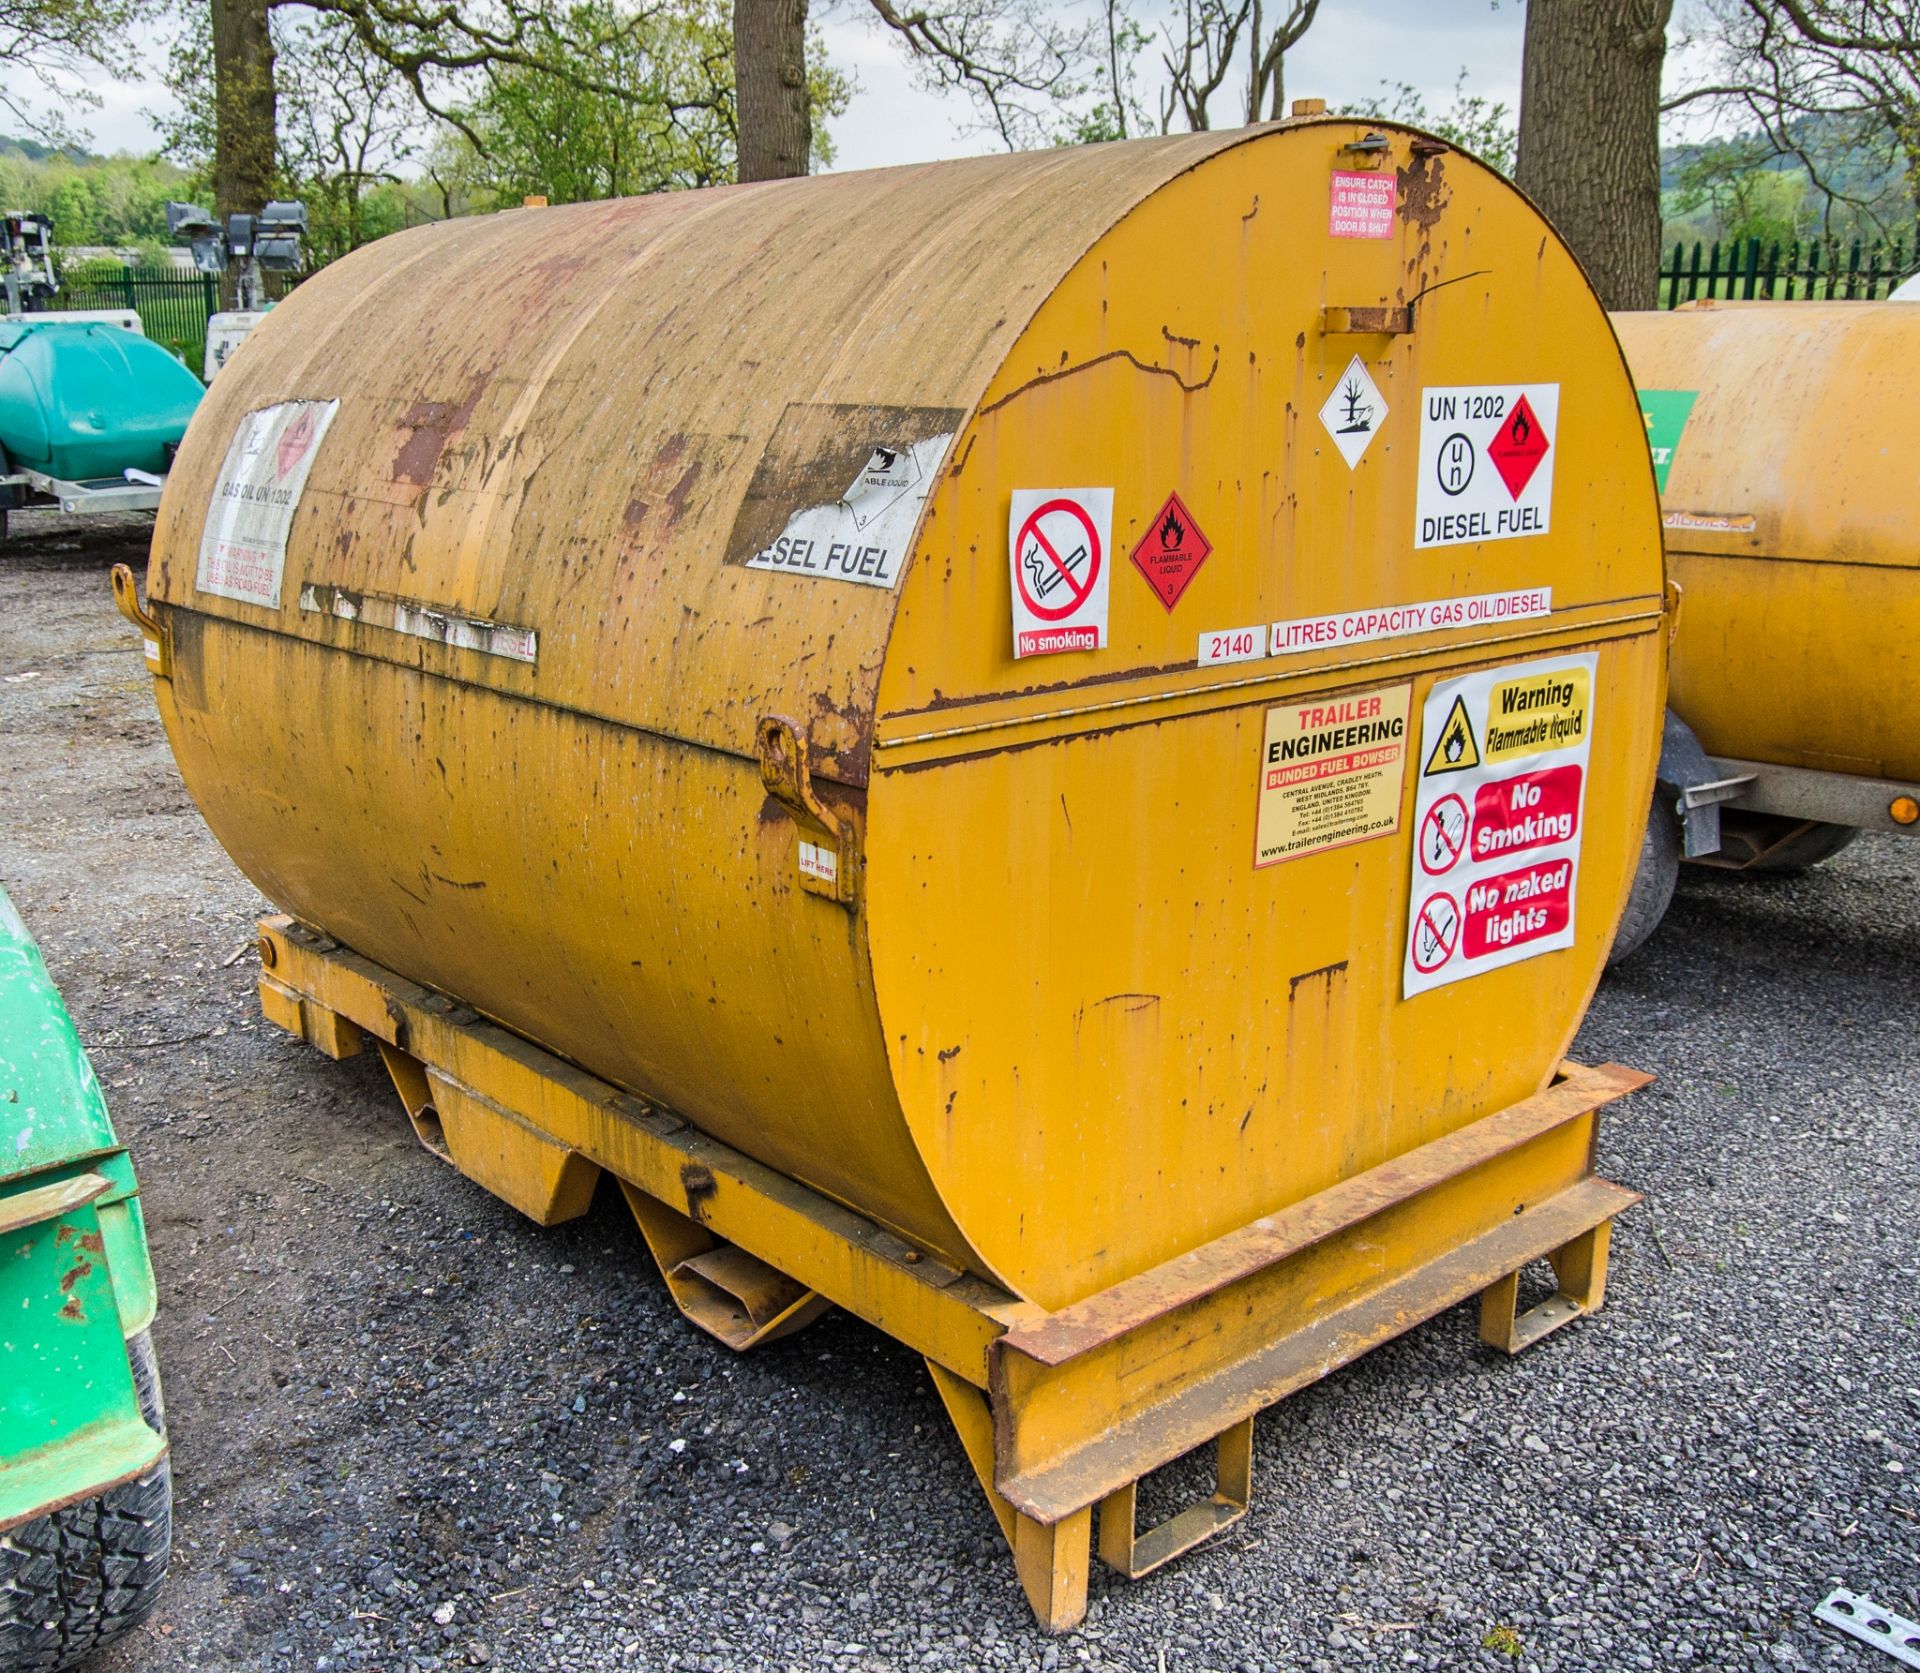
[1614,302,1920,786]
[142,121,1665,1311]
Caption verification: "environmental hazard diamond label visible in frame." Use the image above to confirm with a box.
[1402,652,1597,998]
[1318,355,1388,469]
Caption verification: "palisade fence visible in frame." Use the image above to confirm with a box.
[49,270,222,362]
[1661,236,1919,306]
[44,268,299,365]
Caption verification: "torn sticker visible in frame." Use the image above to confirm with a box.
[197,399,340,608]
[299,583,537,665]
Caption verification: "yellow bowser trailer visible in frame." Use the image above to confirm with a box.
[1609,302,1920,951]
[116,117,1664,1630]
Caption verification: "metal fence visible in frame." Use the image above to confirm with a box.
[1660,237,1919,307]
[50,270,222,360]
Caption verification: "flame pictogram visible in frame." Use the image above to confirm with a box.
[1129,490,1211,611]
[1508,408,1531,447]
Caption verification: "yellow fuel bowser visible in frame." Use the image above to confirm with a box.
[117,118,1664,1630]
[1610,301,1920,952]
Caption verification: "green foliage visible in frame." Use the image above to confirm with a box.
[1660,118,1902,247]
[1666,134,1816,249]
[1482,1624,1524,1658]
[447,0,847,203]
[1370,70,1517,177]
[0,137,190,249]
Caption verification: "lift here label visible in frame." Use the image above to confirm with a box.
[1403,651,1596,997]
[197,398,340,609]
[1414,384,1558,550]
[1009,487,1113,658]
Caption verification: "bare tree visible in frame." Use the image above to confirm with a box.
[1672,0,1920,245]
[277,12,418,258]
[1516,0,1676,309]
[0,0,144,137]
[863,0,1096,150]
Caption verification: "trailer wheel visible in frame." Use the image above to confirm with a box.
[1717,812,1860,873]
[0,1332,171,1673]
[1609,797,1681,964]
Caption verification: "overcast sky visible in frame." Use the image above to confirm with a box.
[817,0,1524,171]
[43,0,1528,170]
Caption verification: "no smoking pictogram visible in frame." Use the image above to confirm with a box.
[1410,891,1460,974]
[1015,498,1103,622]
[1419,794,1469,876]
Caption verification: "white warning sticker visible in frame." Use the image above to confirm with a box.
[1009,488,1113,658]
[1403,651,1596,997]
[746,433,954,589]
[1318,355,1388,469]
[1198,625,1266,668]
[1414,384,1558,550]
[1269,588,1552,657]
[196,399,340,608]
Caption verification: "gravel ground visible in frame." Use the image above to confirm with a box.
[2,514,1915,1673]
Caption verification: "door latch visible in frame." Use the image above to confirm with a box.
[756,714,856,906]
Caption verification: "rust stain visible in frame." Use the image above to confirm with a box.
[977,347,1218,420]
[680,1162,717,1224]
[55,1226,105,1254]
[1396,152,1449,234]
[60,1296,86,1322]
[58,1256,94,1295]
[392,379,489,487]
[1289,960,1349,996]
[663,462,702,524]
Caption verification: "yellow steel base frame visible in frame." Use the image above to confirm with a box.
[254,914,1648,1633]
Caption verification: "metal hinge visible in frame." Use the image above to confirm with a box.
[756,714,857,906]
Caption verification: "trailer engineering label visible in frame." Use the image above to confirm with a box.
[196,398,340,609]
[1255,683,1412,867]
[1403,653,1596,996]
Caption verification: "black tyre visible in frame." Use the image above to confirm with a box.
[1729,813,1860,874]
[0,1332,171,1672]
[1609,796,1681,964]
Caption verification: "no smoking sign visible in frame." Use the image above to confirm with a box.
[1008,487,1113,659]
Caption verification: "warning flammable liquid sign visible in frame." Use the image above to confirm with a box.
[1402,653,1597,997]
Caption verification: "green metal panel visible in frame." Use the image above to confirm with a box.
[0,888,163,1525]
[0,1179,162,1530]
[0,319,203,478]
[0,885,118,1182]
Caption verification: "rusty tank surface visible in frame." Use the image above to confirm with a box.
[1614,302,1920,877]
[123,117,1663,1629]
